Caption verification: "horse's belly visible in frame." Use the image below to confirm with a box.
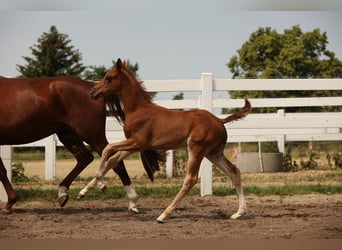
[0,125,55,145]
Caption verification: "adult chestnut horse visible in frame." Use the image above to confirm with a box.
[0,76,161,213]
[80,59,252,222]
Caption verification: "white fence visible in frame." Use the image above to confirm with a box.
[1,74,342,201]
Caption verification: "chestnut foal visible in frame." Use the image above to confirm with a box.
[79,59,251,222]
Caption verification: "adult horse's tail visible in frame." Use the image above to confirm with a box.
[221,98,252,124]
[140,150,166,181]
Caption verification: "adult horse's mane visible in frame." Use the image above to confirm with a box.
[105,95,125,124]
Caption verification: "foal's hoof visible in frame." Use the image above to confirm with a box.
[230,205,247,220]
[156,218,166,224]
[156,214,167,223]
[100,185,107,193]
[230,207,247,219]
[76,193,85,200]
[230,212,243,219]
[58,194,69,207]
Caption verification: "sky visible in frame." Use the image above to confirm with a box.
[0,0,342,80]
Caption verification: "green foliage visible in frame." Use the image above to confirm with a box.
[11,162,30,182]
[332,153,342,169]
[227,25,342,112]
[17,26,85,77]
[82,65,109,81]
[173,92,184,101]
[83,59,158,99]
[11,162,39,182]
[173,149,188,177]
[83,59,139,81]
[228,25,342,79]
[300,151,320,170]
[284,145,299,172]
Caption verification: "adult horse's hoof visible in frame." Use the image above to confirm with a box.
[1,203,14,214]
[58,194,69,207]
[1,207,12,214]
[128,207,139,214]
[2,199,16,214]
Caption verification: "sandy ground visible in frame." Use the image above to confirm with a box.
[2,159,341,239]
[0,194,341,239]
[23,158,146,179]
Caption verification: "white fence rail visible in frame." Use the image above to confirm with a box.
[1,74,341,201]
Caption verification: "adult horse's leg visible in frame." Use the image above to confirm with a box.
[0,158,17,213]
[56,128,94,207]
[58,126,138,211]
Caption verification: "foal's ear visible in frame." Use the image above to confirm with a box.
[116,58,122,70]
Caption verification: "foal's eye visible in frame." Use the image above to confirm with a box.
[105,76,114,82]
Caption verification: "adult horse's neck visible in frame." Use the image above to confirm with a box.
[119,70,152,113]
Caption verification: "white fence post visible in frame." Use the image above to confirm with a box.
[199,73,213,196]
[45,135,56,180]
[166,150,174,178]
[277,109,285,153]
[0,145,12,202]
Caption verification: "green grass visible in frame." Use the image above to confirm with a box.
[13,184,342,202]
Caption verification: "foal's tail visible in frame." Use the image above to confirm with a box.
[221,98,252,124]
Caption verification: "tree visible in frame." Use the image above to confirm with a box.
[84,59,158,99]
[17,26,85,77]
[227,25,342,112]
[83,59,139,81]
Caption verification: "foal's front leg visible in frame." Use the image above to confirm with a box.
[156,154,203,223]
[77,147,109,199]
[77,146,138,211]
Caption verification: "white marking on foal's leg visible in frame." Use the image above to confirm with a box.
[77,177,98,199]
[230,192,247,219]
[124,185,139,213]
[97,180,107,192]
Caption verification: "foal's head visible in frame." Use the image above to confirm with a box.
[90,58,126,100]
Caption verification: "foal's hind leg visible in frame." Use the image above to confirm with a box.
[207,153,246,219]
